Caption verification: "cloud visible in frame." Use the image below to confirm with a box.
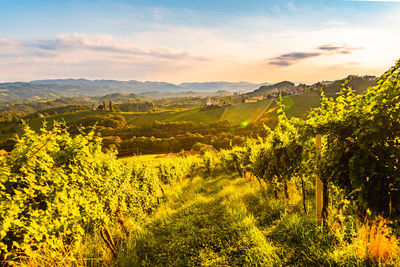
[0,38,18,49]
[22,33,193,60]
[269,60,291,66]
[318,44,363,54]
[269,52,320,66]
[0,33,214,82]
[269,44,365,67]
[325,19,347,26]
[0,5,399,84]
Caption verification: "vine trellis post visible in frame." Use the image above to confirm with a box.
[315,134,323,223]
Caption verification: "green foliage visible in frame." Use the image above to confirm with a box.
[202,151,220,177]
[155,157,202,184]
[220,60,400,224]
[0,122,201,263]
[219,144,254,177]
[71,114,126,128]
[252,105,306,199]
[307,60,400,219]
[191,142,217,154]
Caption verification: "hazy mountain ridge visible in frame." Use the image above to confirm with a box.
[246,81,296,96]
[0,79,267,104]
[0,76,376,105]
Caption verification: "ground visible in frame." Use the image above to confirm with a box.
[120,174,278,266]
[117,172,332,266]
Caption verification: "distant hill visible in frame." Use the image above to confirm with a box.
[0,79,265,104]
[0,75,376,105]
[246,81,295,96]
[0,82,59,104]
[309,75,376,97]
[179,82,268,93]
[92,93,142,102]
[246,75,376,98]
[31,79,182,95]
[256,75,377,128]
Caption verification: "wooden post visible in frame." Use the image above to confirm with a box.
[315,134,323,223]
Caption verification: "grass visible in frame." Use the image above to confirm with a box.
[118,174,279,266]
[120,100,272,126]
[113,170,400,266]
[221,99,272,125]
[20,167,400,266]
[259,92,321,127]
[168,107,225,123]
[283,92,321,118]
[120,110,184,125]
[0,100,274,142]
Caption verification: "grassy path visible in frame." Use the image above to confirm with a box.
[117,174,338,266]
[121,175,279,266]
[254,99,273,122]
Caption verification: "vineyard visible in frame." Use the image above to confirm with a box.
[1,61,400,265]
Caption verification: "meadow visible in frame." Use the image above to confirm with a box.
[0,99,272,139]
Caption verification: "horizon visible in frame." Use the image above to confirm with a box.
[0,76,368,86]
[1,0,399,83]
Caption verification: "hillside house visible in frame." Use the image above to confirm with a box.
[364,75,376,81]
[288,87,305,95]
[206,99,221,106]
[245,96,264,103]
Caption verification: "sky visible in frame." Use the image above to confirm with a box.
[0,0,399,83]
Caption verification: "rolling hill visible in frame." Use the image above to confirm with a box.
[246,75,375,98]
[309,75,376,97]
[0,100,274,142]
[246,81,296,96]
[0,79,265,104]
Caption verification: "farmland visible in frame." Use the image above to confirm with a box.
[0,100,273,142]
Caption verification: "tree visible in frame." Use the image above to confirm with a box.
[109,100,114,112]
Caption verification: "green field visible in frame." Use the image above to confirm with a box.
[0,100,275,141]
[0,96,319,143]
[259,92,321,127]
[221,99,272,124]
[119,100,272,126]
[282,92,321,118]
[0,95,321,143]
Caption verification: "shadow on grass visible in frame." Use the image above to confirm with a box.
[120,175,278,266]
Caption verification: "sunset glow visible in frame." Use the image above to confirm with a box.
[1,0,399,83]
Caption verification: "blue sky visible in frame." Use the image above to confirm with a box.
[0,0,399,82]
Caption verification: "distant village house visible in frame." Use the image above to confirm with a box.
[245,96,264,103]
[206,99,221,106]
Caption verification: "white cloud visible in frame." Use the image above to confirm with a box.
[0,38,18,48]
[21,33,195,60]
